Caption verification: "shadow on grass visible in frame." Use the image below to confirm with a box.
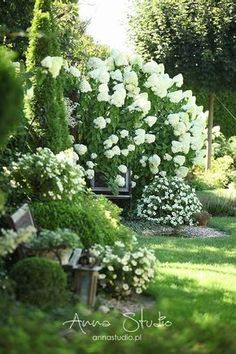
[149,273,236,324]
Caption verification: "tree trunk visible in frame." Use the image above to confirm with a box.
[206,94,214,170]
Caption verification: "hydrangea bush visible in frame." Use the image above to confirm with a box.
[71,50,208,191]
[91,239,156,298]
[137,176,202,226]
[3,148,85,201]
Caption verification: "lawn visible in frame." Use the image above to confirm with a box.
[135,217,236,352]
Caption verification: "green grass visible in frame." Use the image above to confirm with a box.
[135,217,236,352]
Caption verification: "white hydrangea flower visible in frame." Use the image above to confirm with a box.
[128,144,135,152]
[164,153,172,161]
[110,134,119,144]
[94,116,107,129]
[41,56,63,78]
[91,153,97,159]
[121,149,129,156]
[111,49,129,66]
[115,174,126,187]
[120,129,129,138]
[86,161,95,169]
[74,144,87,156]
[172,73,183,87]
[111,69,123,82]
[112,145,121,156]
[149,154,161,174]
[89,68,110,83]
[118,165,127,174]
[168,90,184,103]
[85,169,95,179]
[143,60,161,74]
[104,150,114,159]
[69,66,81,78]
[145,133,156,144]
[173,155,186,166]
[175,166,189,178]
[144,116,157,127]
[79,79,92,93]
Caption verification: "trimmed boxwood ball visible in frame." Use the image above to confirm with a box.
[10,257,67,307]
[30,194,132,248]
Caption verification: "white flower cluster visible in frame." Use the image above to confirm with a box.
[41,56,63,78]
[72,50,208,189]
[137,176,202,227]
[4,148,85,201]
[0,227,36,257]
[91,239,156,297]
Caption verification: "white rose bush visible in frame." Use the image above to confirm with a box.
[137,176,202,227]
[68,49,208,192]
[91,239,156,298]
[3,148,85,202]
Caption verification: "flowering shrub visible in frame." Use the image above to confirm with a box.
[28,228,81,250]
[91,239,156,298]
[71,50,208,190]
[3,148,85,201]
[0,227,36,258]
[191,156,234,190]
[137,176,202,226]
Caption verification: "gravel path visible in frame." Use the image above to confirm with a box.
[141,225,227,238]
[124,220,227,238]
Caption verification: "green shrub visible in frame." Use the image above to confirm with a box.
[30,194,132,248]
[0,227,36,258]
[137,176,202,227]
[10,257,67,307]
[197,190,236,216]
[190,156,234,190]
[0,47,23,150]
[25,0,71,152]
[213,133,236,166]
[92,240,156,298]
[3,147,85,203]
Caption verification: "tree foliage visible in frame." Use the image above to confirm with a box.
[129,0,236,92]
[25,0,71,153]
[0,47,23,149]
[0,0,35,60]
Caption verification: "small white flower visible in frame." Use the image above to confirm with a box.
[144,116,157,127]
[79,79,92,93]
[123,284,129,290]
[115,175,125,187]
[120,129,129,138]
[74,144,87,156]
[118,165,127,174]
[94,116,107,129]
[69,66,81,78]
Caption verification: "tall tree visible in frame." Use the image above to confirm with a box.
[129,0,236,168]
[0,0,35,60]
[26,0,71,153]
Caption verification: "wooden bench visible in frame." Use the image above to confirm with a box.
[90,171,132,209]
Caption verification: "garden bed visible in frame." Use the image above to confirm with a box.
[125,220,227,238]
